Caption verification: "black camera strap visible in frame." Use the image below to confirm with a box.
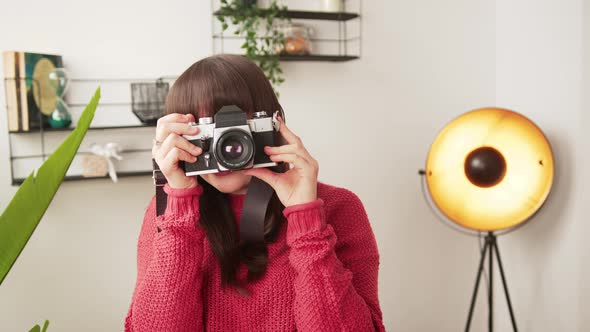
[152,159,168,217]
[153,159,273,243]
[239,176,274,243]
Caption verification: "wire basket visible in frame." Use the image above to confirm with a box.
[130,79,169,125]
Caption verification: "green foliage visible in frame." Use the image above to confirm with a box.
[28,320,49,332]
[217,0,290,96]
[0,88,101,286]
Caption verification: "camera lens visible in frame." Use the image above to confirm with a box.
[222,139,244,160]
[216,129,254,170]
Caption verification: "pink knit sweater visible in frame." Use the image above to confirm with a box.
[125,181,385,331]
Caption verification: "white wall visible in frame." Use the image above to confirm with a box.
[0,0,586,331]
[279,1,496,331]
[581,0,590,329]
[495,0,584,331]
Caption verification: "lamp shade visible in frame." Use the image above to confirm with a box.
[425,108,554,231]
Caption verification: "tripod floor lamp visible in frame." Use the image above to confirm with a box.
[419,108,554,332]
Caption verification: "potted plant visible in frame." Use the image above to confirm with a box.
[216,0,290,95]
[0,89,101,331]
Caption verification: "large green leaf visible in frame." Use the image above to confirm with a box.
[0,88,101,285]
[28,320,49,332]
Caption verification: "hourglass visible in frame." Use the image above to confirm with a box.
[47,68,72,128]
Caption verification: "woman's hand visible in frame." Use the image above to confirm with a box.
[152,113,202,189]
[244,116,319,208]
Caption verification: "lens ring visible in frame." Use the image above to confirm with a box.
[215,129,254,170]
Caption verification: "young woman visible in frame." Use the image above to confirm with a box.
[125,54,385,331]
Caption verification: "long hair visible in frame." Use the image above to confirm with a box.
[164,54,288,287]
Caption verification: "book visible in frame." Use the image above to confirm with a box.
[2,51,21,132]
[3,51,63,131]
[14,51,63,131]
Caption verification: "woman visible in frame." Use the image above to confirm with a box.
[125,54,385,331]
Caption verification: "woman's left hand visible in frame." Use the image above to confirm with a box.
[244,116,318,208]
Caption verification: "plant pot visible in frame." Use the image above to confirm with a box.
[320,0,343,12]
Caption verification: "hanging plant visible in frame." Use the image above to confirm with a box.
[216,0,290,95]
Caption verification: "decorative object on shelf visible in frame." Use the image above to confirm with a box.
[0,87,100,286]
[82,155,108,178]
[216,0,289,94]
[87,142,124,183]
[419,107,554,332]
[2,51,63,131]
[130,79,169,124]
[276,22,313,55]
[320,0,344,12]
[47,68,72,128]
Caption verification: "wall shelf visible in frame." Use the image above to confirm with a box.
[12,170,152,185]
[212,0,362,61]
[275,54,359,61]
[8,123,155,134]
[214,9,359,21]
[4,77,171,186]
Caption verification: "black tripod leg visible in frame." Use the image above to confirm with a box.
[465,236,489,332]
[489,234,494,332]
[493,238,518,332]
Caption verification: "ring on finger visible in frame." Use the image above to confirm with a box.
[152,138,162,146]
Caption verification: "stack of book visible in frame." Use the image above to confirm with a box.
[2,51,63,132]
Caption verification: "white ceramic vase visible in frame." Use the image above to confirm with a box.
[320,0,343,12]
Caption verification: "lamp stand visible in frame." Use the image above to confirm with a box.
[465,232,518,332]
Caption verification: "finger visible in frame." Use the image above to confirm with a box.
[269,153,309,170]
[244,168,280,190]
[265,144,313,162]
[156,122,200,142]
[277,118,302,146]
[158,133,202,158]
[158,113,195,125]
[163,147,197,170]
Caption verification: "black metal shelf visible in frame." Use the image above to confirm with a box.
[8,123,155,134]
[214,9,359,21]
[11,148,152,160]
[275,54,359,62]
[4,76,166,185]
[12,170,152,185]
[212,0,362,62]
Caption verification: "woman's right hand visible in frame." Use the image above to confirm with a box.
[152,113,202,189]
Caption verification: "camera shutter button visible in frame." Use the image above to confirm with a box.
[198,117,213,125]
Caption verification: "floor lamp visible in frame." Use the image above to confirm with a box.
[419,108,554,332]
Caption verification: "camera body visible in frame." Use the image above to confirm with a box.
[182,105,280,176]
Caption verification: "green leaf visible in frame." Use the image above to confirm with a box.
[28,325,40,332]
[42,320,49,332]
[0,88,101,286]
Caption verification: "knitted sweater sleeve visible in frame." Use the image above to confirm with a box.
[125,184,206,332]
[284,189,385,332]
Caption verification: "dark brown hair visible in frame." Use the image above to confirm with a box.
[165,54,288,287]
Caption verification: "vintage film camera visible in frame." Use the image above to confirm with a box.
[182,105,281,176]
